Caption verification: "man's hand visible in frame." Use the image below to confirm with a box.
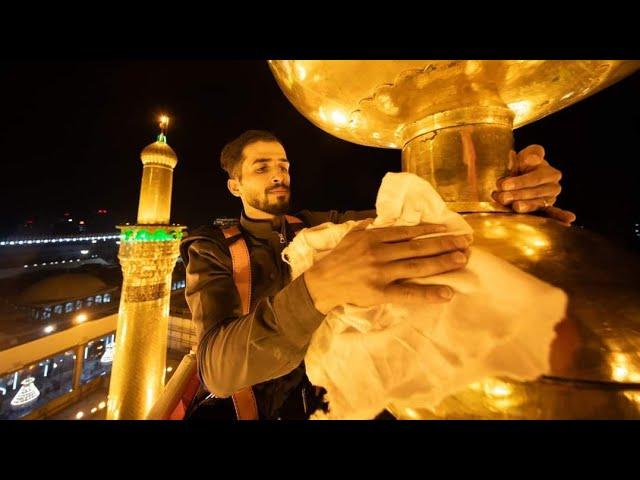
[304,221,472,314]
[492,144,576,225]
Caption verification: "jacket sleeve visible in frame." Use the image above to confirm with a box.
[185,238,325,398]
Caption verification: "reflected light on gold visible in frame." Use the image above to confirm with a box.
[146,386,155,414]
[483,378,514,398]
[331,110,348,126]
[295,64,307,81]
[624,392,640,404]
[507,100,532,123]
[610,353,640,383]
[469,382,482,392]
[532,238,548,248]
[515,223,536,233]
[403,407,421,419]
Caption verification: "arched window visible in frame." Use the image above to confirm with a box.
[54,305,63,315]
[65,302,73,313]
[85,297,93,308]
[103,293,111,303]
[75,300,82,311]
[95,295,102,304]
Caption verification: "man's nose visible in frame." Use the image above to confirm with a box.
[271,173,285,184]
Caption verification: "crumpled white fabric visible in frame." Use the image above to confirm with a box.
[283,172,568,420]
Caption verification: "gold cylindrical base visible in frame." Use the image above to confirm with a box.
[402,106,514,212]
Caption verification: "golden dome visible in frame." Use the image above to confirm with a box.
[140,140,178,168]
[19,273,108,305]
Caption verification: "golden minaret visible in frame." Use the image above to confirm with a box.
[107,116,185,419]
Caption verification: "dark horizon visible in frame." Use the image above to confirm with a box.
[0,61,638,251]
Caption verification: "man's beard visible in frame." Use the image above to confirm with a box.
[247,186,291,215]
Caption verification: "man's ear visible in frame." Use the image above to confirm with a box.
[227,178,241,198]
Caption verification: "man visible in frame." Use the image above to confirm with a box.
[181,130,574,420]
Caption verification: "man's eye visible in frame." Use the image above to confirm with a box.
[256,168,266,173]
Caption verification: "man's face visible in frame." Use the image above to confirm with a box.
[230,141,291,215]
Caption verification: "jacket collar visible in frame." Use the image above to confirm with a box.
[240,210,286,240]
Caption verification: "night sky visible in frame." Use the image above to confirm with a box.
[0,61,638,251]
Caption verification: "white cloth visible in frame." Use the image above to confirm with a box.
[283,172,568,420]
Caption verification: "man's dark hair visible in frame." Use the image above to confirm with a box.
[220,130,282,179]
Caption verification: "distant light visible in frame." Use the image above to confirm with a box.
[68,219,73,223]
[91,407,97,414]
[75,411,84,419]
[98,401,106,410]
[80,250,89,255]
[44,325,55,334]
[166,367,173,373]
[75,314,88,324]
[23,265,28,268]
[92,240,97,244]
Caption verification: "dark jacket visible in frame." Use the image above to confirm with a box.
[180,208,375,419]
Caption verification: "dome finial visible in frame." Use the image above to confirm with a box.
[157,115,170,143]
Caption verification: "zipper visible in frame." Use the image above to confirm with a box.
[278,219,286,244]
